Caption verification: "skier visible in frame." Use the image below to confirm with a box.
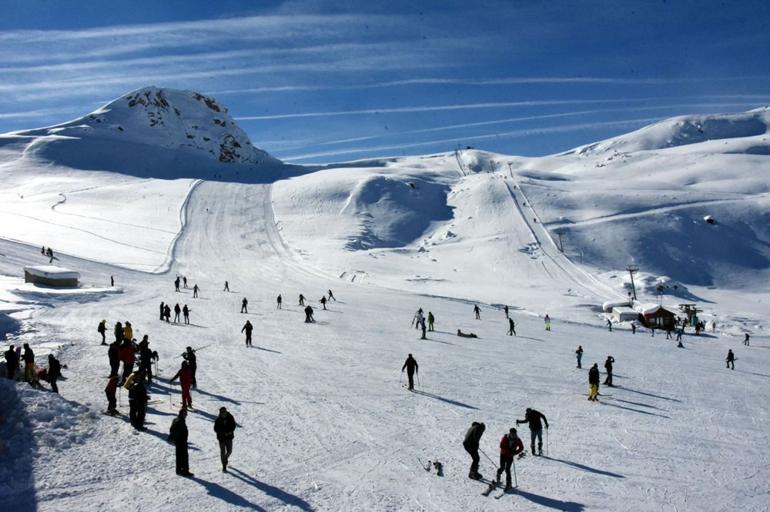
[168,408,193,477]
[123,321,133,341]
[496,428,524,490]
[298,293,305,306]
[110,275,114,287]
[588,363,600,401]
[744,333,750,346]
[174,303,181,323]
[241,297,248,314]
[726,349,735,370]
[420,317,427,340]
[164,304,171,323]
[182,304,190,325]
[97,320,107,345]
[241,320,253,346]
[576,345,583,369]
[4,345,18,380]
[544,314,551,331]
[504,305,509,318]
[607,319,612,332]
[516,408,549,456]
[463,421,486,480]
[183,347,198,388]
[128,371,148,430]
[105,375,119,415]
[304,305,315,323]
[328,289,336,301]
[183,276,188,289]
[402,354,419,390]
[174,276,180,292]
[676,327,683,343]
[171,361,194,409]
[47,354,61,393]
[320,296,327,310]
[113,321,123,343]
[119,339,136,385]
[192,284,199,298]
[214,407,237,472]
[138,336,154,383]
[412,308,424,330]
[223,281,229,292]
[427,311,435,331]
[159,302,165,321]
[603,356,615,387]
[457,329,478,338]
[507,318,516,336]
[474,304,481,320]
[277,294,282,309]
[22,343,36,385]
[108,338,120,377]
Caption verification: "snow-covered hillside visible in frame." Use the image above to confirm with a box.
[0,98,769,511]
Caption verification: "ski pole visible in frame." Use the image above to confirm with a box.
[417,372,422,389]
[512,451,518,488]
[479,448,496,467]
[546,428,549,457]
[399,372,404,387]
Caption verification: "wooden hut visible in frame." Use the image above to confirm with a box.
[637,304,676,330]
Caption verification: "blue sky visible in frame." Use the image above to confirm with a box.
[1,0,769,163]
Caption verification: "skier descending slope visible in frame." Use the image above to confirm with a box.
[241,320,253,347]
[401,353,419,390]
[496,428,524,490]
[516,408,549,456]
[298,293,305,306]
[463,421,486,479]
[328,289,336,301]
[169,408,193,477]
[320,296,327,310]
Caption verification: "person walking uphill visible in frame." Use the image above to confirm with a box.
[169,408,193,477]
[171,361,194,409]
[496,428,524,490]
[214,407,237,472]
[516,408,548,456]
[588,363,600,401]
[241,320,253,347]
[604,355,615,386]
[463,421,486,480]
[401,354,419,390]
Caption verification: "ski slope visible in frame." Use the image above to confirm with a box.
[1,91,770,511]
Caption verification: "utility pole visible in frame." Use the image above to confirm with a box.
[626,265,639,300]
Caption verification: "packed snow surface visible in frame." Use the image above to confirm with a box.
[0,94,769,511]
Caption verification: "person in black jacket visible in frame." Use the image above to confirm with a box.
[214,407,237,472]
[4,345,18,380]
[241,320,253,347]
[463,421,486,479]
[113,321,123,343]
[97,320,107,345]
[401,354,419,391]
[108,339,120,377]
[588,363,600,401]
[128,372,148,431]
[183,347,197,388]
[22,343,36,385]
[138,337,154,384]
[604,356,615,386]
[47,354,61,393]
[516,408,549,456]
[169,408,193,476]
[304,305,315,323]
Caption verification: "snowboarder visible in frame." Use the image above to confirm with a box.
[457,329,478,338]
[108,339,120,377]
[223,281,229,292]
[474,304,481,320]
[169,408,193,477]
[298,293,305,306]
[496,428,524,490]
[603,356,615,386]
[182,304,190,325]
[507,318,516,336]
[171,361,194,409]
[105,375,119,415]
[726,349,735,370]
[159,302,165,321]
[427,311,435,331]
[241,320,253,347]
[214,407,237,472]
[128,371,148,430]
[320,296,327,310]
[402,354,419,390]
[544,314,551,331]
[576,345,583,369]
[463,421,486,480]
[97,319,107,345]
[504,305,509,318]
[164,304,171,323]
[277,294,282,309]
[174,276,180,292]
[241,297,248,314]
[516,408,548,456]
[174,303,181,323]
[192,284,199,298]
[4,345,18,380]
[607,319,612,332]
[328,289,336,301]
[304,305,315,323]
[113,321,123,343]
[420,318,427,340]
[22,343,36,385]
[47,354,61,393]
[744,333,750,346]
[183,347,197,388]
[183,276,188,289]
[588,363,600,401]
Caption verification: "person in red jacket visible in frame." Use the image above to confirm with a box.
[118,339,136,385]
[105,375,119,415]
[496,428,524,490]
[170,361,194,409]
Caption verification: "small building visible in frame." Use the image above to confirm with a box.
[24,265,80,288]
[611,306,638,323]
[603,300,632,313]
[637,304,676,330]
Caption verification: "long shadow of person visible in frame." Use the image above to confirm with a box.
[191,476,267,511]
[514,488,585,511]
[228,467,314,511]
